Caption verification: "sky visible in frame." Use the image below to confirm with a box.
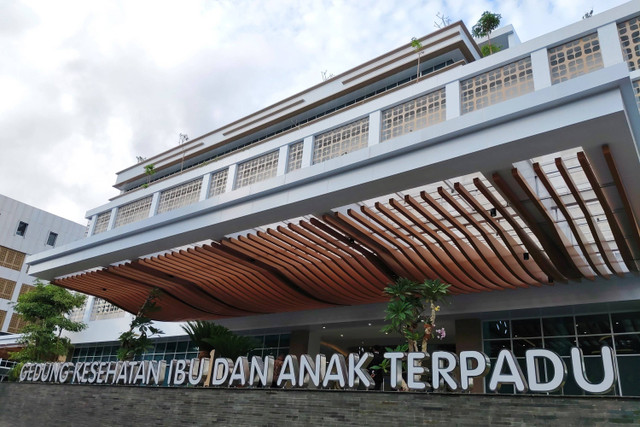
[0,0,631,224]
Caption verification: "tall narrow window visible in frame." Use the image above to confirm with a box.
[16,221,28,237]
[46,232,58,246]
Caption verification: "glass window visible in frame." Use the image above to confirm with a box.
[576,314,611,335]
[46,232,58,246]
[264,335,280,348]
[278,334,290,347]
[615,334,640,355]
[483,320,510,339]
[512,338,542,357]
[577,335,612,355]
[16,221,28,237]
[617,356,640,396]
[611,312,640,333]
[544,337,576,356]
[512,319,541,338]
[542,316,575,336]
[483,340,511,358]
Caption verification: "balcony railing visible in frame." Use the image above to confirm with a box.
[85,14,639,238]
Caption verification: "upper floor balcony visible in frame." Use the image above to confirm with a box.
[27,1,640,287]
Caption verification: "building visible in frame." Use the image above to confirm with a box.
[0,195,86,343]
[26,2,640,395]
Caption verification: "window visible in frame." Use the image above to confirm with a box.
[0,246,25,271]
[46,232,58,246]
[0,279,17,300]
[16,221,28,237]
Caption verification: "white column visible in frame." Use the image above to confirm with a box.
[107,207,118,231]
[83,296,95,324]
[531,48,552,90]
[87,215,97,237]
[276,145,288,176]
[301,136,314,168]
[200,173,212,201]
[598,23,624,68]
[368,110,382,147]
[226,164,237,193]
[148,192,161,217]
[445,81,460,120]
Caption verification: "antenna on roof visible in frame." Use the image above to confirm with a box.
[179,133,189,173]
[434,12,451,29]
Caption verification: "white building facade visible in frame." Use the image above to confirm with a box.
[0,195,86,334]
[25,2,640,395]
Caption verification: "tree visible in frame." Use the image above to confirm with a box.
[381,277,449,353]
[10,281,86,363]
[410,37,424,82]
[182,320,234,359]
[117,288,163,361]
[182,320,258,360]
[472,11,502,56]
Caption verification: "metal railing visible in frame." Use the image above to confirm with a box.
[0,358,17,382]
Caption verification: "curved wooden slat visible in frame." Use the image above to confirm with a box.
[427,189,523,288]
[437,186,540,287]
[322,212,415,279]
[554,157,624,277]
[602,145,640,266]
[276,225,384,297]
[578,152,638,272]
[533,162,609,279]
[374,201,485,293]
[474,177,566,283]
[396,196,502,291]
[290,221,391,289]
[260,229,374,302]
[454,182,545,284]
[308,217,398,281]
[251,231,366,303]
[206,243,333,307]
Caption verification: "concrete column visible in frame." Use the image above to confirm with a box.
[87,215,98,237]
[226,164,237,193]
[455,318,484,393]
[301,136,314,168]
[368,110,382,147]
[531,48,552,90]
[276,145,288,176]
[107,207,118,231]
[445,81,460,120]
[288,330,311,358]
[148,192,161,217]
[598,22,624,68]
[83,296,95,324]
[199,173,212,201]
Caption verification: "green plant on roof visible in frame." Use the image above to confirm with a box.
[472,11,502,56]
[410,37,424,82]
[143,163,156,188]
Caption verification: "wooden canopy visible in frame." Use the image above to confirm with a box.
[54,146,640,321]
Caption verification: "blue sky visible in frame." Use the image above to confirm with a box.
[0,0,631,223]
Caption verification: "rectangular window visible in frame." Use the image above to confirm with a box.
[46,232,58,246]
[208,169,229,198]
[0,245,26,271]
[235,151,279,189]
[18,284,34,297]
[0,279,17,300]
[16,221,28,237]
[7,313,27,334]
[0,310,6,330]
[312,117,369,164]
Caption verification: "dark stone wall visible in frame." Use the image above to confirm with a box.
[1,382,639,426]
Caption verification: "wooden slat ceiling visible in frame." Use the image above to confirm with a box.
[54,146,640,321]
